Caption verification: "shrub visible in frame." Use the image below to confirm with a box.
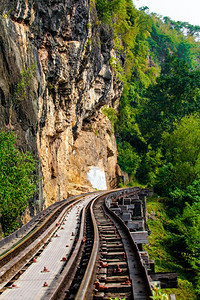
[0,131,37,235]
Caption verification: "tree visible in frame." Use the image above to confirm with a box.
[136,145,162,186]
[139,54,200,146]
[148,15,200,68]
[117,141,141,177]
[154,115,200,295]
[164,115,200,188]
[0,131,37,235]
[163,197,200,295]
[155,115,200,201]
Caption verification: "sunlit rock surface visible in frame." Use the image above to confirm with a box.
[0,0,123,210]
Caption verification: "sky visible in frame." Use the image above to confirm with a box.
[133,0,200,26]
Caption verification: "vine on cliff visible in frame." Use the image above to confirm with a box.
[7,63,36,128]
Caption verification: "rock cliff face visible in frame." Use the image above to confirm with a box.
[0,0,123,210]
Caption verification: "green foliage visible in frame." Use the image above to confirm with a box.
[96,0,152,83]
[95,0,115,23]
[114,5,200,183]
[154,163,175,198]
[178,203,200,270]
[117,141,141,177]
[165,115,200,185]
[116,88,146,148]
[139,54,200,146]
[109,56,126,83]
[0,131,37,235]
[162,16,200,39]
[150,116,200,296]
[47,82,55,90]
[118,180,125,188]
[148,14,200,68]
[107,5,200,295]
[156,115,200,196]
[14,64,36,102]
[137,145,162,186]
[7,63,36,127]
[161,201,200,296]
[145,197,197,299]
[150,284,169,300]
[105,2,200,296]
[102,106,118,131]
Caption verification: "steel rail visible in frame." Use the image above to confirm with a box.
[0,195,88,287]
[0,197,78,264]
[104,197,153,298]
[74,189,133,300]
[74,188,153,300]
[74,194,101,300]
[0,196,78,255]
[0,192,96,264]
[0,187,152,298]
[44,195,95,300]
[40,188,136,299]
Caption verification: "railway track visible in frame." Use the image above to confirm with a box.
[0,195,84,269]
[92,199,133,300]
[0,194,96,294]
[93,198,151,300]
[0,188,153,300]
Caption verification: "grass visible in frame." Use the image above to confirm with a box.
[144,195,197,299]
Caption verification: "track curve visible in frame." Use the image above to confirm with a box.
[0,188,154,300]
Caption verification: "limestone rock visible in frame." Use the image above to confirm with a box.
[0,0,123,210]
